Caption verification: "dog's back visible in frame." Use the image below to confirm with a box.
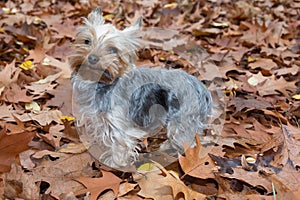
[108,67,213,141]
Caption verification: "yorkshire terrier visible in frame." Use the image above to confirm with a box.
[70,7,213,169]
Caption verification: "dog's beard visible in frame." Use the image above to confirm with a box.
[75,56,123,84]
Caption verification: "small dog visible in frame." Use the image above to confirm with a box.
[70,7,213,169]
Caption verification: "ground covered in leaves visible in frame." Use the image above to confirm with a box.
[0,0,300,199]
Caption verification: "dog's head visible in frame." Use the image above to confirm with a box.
[69,7,143,84]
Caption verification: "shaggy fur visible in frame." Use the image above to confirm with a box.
[70,7,213,169]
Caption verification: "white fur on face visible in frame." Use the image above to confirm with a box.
[70,9,143,83]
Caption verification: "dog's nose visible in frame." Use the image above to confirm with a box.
[88,54,99,64]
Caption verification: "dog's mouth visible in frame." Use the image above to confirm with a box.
[99,69,114,84]
[76,63,114,84]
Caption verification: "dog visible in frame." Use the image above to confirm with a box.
[69,7,213,169]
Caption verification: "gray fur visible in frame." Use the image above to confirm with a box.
[72,67,213,168]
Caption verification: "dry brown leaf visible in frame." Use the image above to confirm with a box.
[248,73,296,96]
[192,28,221,37]
[228,97,272,113]
[0,128,35,172]
[27,43,48,63]
[274,64,299,76]
[46,78,73,115]
[0,60,21,87]
[1,83,32,103]
[136,167,173,200]
[248,58,277,71]
[14,109,63,126]
[24,72,61,96]
[0,12,32,26]
[271,163,300,197]
[75,170,122,200]
[136,162,207,200]
[58,143,87,154]
[3,163,39,199]
[42,56,72,78]
[0,104,14,120]
[19,149,37,170]
[118,182,138,197]
[27,151,95,196]
[272,124,300,168]
[179,135,215,179]
[236,1,260,17]
[220,167,273,192]
[31,149,61,159]
[98,182,139,199]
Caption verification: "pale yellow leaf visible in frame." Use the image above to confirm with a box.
[292,94,300,100]
[248,76,260,86]
[0,86,4,96]
[34,72,62,84]
[137,163,155,171]
[163,3,177,8]
[212,21,229,28]
[25,101,41,113]
[246,157,256,164]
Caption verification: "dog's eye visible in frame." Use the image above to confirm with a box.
[108,47,118,54]
[84,39,91,45]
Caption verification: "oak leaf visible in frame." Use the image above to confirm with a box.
[136,162,207,200]
[0,127,35,172]
[75,171,122,200]
[0,60,21,87]
[14,109,63,126]
[1,83,32,103]
[179,135,215,179]
[3,164,39,199]
[25,151,95,196]
[248,58,277,71]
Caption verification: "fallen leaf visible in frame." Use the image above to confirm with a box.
[136,162,207,199]
[248,58,277,71]
[225,167,272,192]
[272,124,300,168]
[25,101,41,113]
[34,72,62,84]
[58,143,86,154]
[0,128,35,172]
[42,56,71,78]
[14,109,63,126]
[19,60,34,70]
[0,60,21,87]
[75,170,122,200]
[179,135,216,179]
[0,104,14,120]
[248,73,296,96]
[3,164,39,199]
[292,94,300,100]
[46,78,73,115]
[23,151,94,196]
[1,83,32,103]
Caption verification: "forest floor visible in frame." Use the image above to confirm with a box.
[0,0,299,199]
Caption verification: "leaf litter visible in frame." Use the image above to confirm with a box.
[0,0,299,199]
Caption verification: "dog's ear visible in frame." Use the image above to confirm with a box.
[122,17,143,48]
[133,17,142,28]
[87,7,105,26]
[125,17,142,32]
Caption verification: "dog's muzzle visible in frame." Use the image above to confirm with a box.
[88,54,99,65]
